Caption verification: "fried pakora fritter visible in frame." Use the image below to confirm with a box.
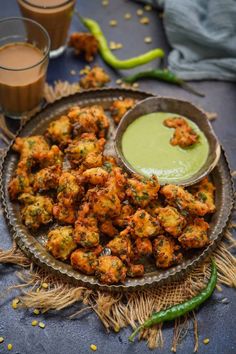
[110,98,135,125]
[192,177,216,214]
[68,32,98,62]
[80,66,110,89]
[113,203,134,228]
[153,235,183,269]
[156,206,186,238]
[38,145,64,168]
[68,105,109,138]
[71,247,103,275]
[178,218,209,249]
[53,203,76,224]
[45,115,72,148]
[160,184,209,216]
[19,193,53,229]
[8,169,32,200]
[12,135,49,164]
[106,235,132,263]
[46,226,77,261]
[87,183,121,219]
[164,117,199,148]
[126,174,160,208]
[33,165,61,192]
[127,264,144,278]
[82,167,108,185]
[127,209,162,238]
[65,133,105,169]
[57,171,82,207]
[133,238,153,258]
[99,220,118,237]
[106,166,127,201]
[74,203,100,248]
[96,255,127,284]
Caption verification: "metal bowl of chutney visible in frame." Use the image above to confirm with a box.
[115,96,221,186]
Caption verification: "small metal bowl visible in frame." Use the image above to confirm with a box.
[115,96,221,186]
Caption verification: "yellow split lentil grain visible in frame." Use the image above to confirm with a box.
[12,298,20,309]
[32,320,38,326]
[203,338,210,345]
[7,344,13,351]
[109,20,118,27]
[33,309,40,315]
[140,17,150,25]
[0,337,4,343]
[116,79,122,85]
[137,9,144,16]
[124,13,131,20]
[39,322,46,329]
[102,0,109,6]
[144,5,152,11]
[144,36,152,43]
[42,283,48,289]
[90,344,97,351]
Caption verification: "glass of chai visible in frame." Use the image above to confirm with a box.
[0,17,50,119]
[17,0,75,58]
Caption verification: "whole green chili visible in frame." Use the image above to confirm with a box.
[129,258,217,342]
[80,17,165,69]
[123,69,205,97]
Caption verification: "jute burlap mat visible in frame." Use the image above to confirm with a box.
[0,81,235,351]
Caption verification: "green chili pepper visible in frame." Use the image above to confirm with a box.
[129,258,217,342]
[123,69,205,97]
[78,16,165,69]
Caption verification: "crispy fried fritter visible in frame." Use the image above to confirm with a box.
[71,247,102,275]
[57,171,82,207]
[110,98,135,125]
[19,193,53,229]
[46,226,76,261]
[82,167,108,185]
[106,235,132,262]
[68,32,98,62]
[126,174,160,208]
[113,203,134,228]
[106,166,127,201]
[127,264,144,277]
[65,133,105,169]
[8,170,32,200]
[156,206,186,238]
[33,165,61,192]
[80,66,110,89]
[45,115,72,148]
[53,203,76,224]
[87,183,121,219]
[74,203,100,248]
[164,117,199,148]
[127,209,162,238]
[12,135,49,163]
[96,255,127,284]
[160,184,209,216]
[178,218,209,249]
[192,177,216,214]
[133,238,153,258]
[38,145,64,168]
[68,105,109,138]
[99,220,118,237]
[153,235,183,269]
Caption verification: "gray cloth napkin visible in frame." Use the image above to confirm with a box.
[135,0,236,81]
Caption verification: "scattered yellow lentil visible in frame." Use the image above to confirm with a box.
[109,41,123,50]
[116,79,122,85]
[144,4,152,11]
[102,0,109,6]
[124,13,131,20]
[33,309,40,315]
[39,322,46,329]
[32,320,38,326]
[90,344,97,351]
[140,16,150,25]
[114,325,120,332]
[70,70,77,76]
[109,20,118,27]
[132,83,140,89]
[12,298,20,309]
[36,287,40,293]
[42,282,48,289]
[0,337,4,343]
[203,338,210,345]
[136,9,144,16]
[7,344,13,351]
[144,36,152,43]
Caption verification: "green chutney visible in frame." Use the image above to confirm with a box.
[121,112,209,183]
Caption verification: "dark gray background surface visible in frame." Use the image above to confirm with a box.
[0,1,235,353]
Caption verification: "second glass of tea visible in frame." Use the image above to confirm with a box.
[18,0,76,58]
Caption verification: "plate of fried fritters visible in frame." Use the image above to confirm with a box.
[1,89,234,291]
